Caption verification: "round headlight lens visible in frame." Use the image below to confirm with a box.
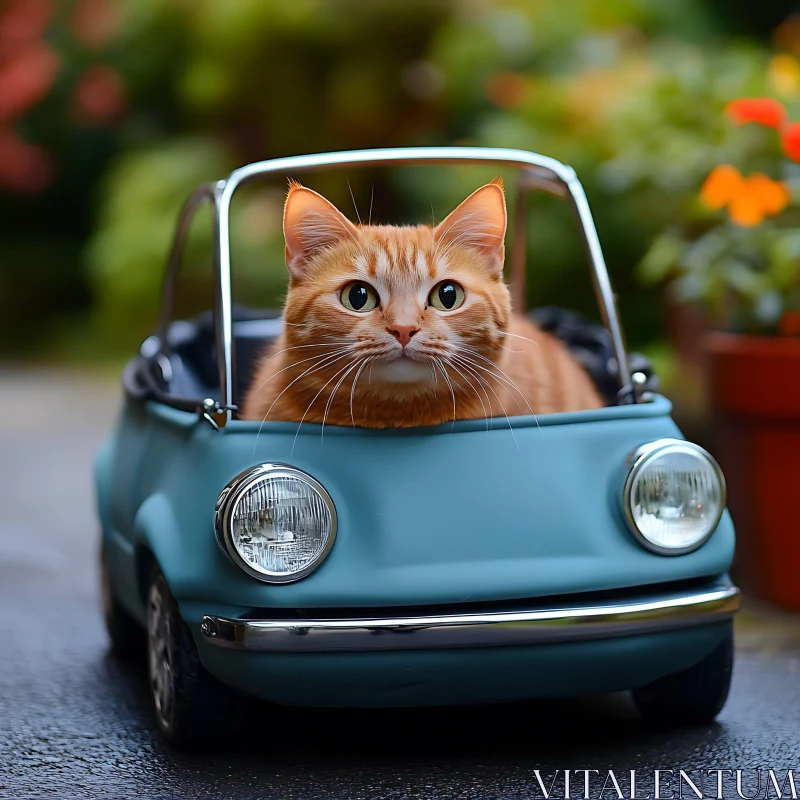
[216,464,336,583]
[623,440,726,554]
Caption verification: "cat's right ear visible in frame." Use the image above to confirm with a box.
[433,178,507,275]
[283,181,359,278]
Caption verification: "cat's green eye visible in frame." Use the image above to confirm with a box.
[341,281,379,313]
[429,281,465,312]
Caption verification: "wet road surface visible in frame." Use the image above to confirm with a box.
[1,369,799,800]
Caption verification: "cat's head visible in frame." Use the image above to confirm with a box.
[280,178,511,394]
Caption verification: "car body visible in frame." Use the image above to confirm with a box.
[95,147,740,744]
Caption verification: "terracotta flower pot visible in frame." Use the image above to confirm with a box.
[703,331,800,610]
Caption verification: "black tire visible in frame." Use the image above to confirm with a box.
[100,547,145,659]
[146,566,246,747]
[632,622,734,727]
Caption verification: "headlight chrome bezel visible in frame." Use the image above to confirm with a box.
[215,463,337,584]
[622,438,727,556]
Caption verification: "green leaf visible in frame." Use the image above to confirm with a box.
[719,258,768,299]
[637,231,686,284]
[673,271,710,303]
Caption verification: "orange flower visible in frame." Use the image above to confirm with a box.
[728,193,765,227]
[747,173,792,214]
[700,166,790,227]
[782,121,800,162]
[700,165,745,210]
[724,97,787,129]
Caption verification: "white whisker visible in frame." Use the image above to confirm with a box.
[461,340,523,355]
[251,347,352,395]
[264,341,347,362]
[368,184,374,226]
[428,362,439,394]
[321,358,363,446]
[451,353,544,444]
[446,359,490,433]
[498,330,541,349]
[348,179,362,226]
[449,355,522,451]
[452,352,530,417]
[252,350,353,456]
[291,357,360,456]
[349,356,372,427]
[449,345,534,412]
[433,357,457,431]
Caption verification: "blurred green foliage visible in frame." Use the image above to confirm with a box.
[0,0,797,358]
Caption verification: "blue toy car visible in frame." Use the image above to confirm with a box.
[95,147,740,746]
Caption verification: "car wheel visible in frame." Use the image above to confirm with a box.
[147,567,246,747]
[100,547,144,659]
[632,622,734,727]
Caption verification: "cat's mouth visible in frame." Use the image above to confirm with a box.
[369,350,432,384]
[381,347,423,362]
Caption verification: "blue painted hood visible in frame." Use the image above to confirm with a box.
[101,395,735,611]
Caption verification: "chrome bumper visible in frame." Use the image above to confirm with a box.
[200,579,740,653]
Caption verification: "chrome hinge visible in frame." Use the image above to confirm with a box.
[632,370,655,403]
[199,399,238,431]
[616,372,653,405]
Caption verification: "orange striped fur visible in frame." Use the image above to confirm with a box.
[241,180,604,427]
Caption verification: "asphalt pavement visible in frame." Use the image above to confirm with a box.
[1,368,799,800]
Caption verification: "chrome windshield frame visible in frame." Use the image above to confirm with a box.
[156,147,634,425]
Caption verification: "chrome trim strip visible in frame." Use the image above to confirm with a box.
[199,580,740,653]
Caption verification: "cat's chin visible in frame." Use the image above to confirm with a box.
[369,355,433,386]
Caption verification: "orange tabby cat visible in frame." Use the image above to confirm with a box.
[241,178,604,427]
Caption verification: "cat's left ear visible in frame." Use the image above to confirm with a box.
[283,180,360,278]
[433,178,506,274]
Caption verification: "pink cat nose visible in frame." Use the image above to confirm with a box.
[388,325,419,347]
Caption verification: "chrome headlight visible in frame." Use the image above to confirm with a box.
[622,439,726,555]
[215,464,337,583]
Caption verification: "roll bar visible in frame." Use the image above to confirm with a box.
[155,147,634,426]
